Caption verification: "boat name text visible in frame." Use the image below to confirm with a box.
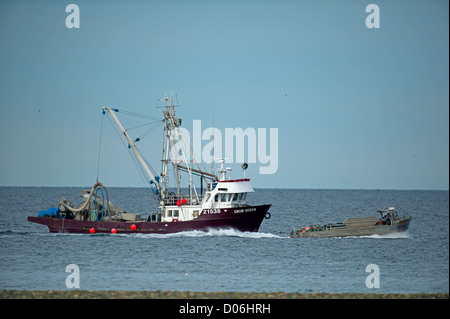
[234,207,257,214]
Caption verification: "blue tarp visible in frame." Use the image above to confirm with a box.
[38,207,59,218]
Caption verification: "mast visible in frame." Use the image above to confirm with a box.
[158,94,217,206]
[103,107,162,197]
[160,95,185,200]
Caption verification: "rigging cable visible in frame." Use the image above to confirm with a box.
[104,112,161,203]
[114,109,161,121]
[96,110,105,182]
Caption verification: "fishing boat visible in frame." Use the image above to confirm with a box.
[290,206,411,238]
[28,95,272,234]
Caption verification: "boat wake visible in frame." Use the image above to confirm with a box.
[132,228,286,239]
[363,232,412,239]
[0,228,286,239]
[344,232,413,240]
[0,229,30,236]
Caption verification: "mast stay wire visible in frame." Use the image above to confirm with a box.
[96,110,104,182]
[103,111,161,202]
[110,108,163,145]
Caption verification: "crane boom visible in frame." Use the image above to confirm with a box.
[103,107,162,196]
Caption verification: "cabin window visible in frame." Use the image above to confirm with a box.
[242,193,247,200]
[173,210,179,217]
[238,193,244,200]
[168,210,173,217]
[214,194,219,202]
[232,193,238,201]
[204,193,211,202]
[227,193,233,201]
[220,194,227,202]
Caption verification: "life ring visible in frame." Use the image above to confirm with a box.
[172,218,179,222]
[265,212,271,219]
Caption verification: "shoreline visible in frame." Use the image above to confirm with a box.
[1,290,448,299]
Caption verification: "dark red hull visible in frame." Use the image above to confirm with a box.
[27,204,271,234]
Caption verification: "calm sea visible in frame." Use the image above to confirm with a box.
[0,187,448,293]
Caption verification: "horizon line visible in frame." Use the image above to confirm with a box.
[0,185,448,192]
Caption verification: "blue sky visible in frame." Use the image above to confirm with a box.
[0,0,448,189]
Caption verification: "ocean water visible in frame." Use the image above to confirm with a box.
[0,187,448,293]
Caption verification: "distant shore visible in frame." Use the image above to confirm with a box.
[1,290,448,299]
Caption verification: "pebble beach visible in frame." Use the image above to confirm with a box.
[1,290,448,299]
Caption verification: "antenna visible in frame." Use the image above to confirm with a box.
[156,91,179,108]
[214,158,231,180]
[210,102,215,174]
[241,162,248,178]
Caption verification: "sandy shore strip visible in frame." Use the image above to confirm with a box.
[1,290,448,299]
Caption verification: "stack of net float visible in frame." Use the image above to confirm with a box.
[89,223,137,234]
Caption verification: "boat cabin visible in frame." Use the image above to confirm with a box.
[203,178,254,209]
[377,206,406,225]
